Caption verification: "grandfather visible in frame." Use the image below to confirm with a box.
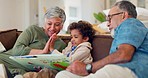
[56,1,148,78]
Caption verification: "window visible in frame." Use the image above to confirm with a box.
[69,7,77,17]
[138,0,145,8]
[68,7,79,24]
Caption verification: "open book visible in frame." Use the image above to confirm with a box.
[9,54,70,71]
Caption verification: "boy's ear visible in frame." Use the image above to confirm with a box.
[83,37,89,42]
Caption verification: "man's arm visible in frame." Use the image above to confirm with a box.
[92,44,135,73]
[66,43,135,76]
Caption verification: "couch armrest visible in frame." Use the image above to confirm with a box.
[0,29,17,51]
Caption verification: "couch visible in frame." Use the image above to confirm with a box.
[0,29,21,51]
[0,29,22,78]
[0,29,113,62]
[0,29,113,78]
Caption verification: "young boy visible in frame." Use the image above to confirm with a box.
[49,20,95,64]
[23,20,95,78]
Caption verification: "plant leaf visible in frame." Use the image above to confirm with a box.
[93,12,106,23]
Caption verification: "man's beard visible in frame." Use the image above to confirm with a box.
[110,29,114,38]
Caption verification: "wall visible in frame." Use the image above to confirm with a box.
[0,0,109,31]
[63,0,81,31]
[81,0,105,24]
[0,0,38,31]
[0,0,148,31]
[0,0,24,30]
[29,0,38,27]
[63,0,105,31]
[38,0,64,27]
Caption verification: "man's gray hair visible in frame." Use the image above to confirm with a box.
[114,1,137,18]
[44,6,66,23]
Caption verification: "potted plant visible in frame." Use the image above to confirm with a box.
[93,12,110,34]
[93,12,106,23]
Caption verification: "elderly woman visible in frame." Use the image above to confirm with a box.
[0,6,66,77]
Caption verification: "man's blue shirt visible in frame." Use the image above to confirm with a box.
[110,18,148,78]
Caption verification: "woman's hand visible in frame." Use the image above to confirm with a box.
[29,33,57,54]
[42,37,52,54]
[66,60,89,76]
[49,33,57,52]
[42,33,57,53]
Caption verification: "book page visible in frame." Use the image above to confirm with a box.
[9,54,70,71]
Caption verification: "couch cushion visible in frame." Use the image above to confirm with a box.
[0,29,17,50]
[0,42,6,52]
[92,34,113,62]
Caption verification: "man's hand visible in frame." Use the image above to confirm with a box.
[66,60,89,76]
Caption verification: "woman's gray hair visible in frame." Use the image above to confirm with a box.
[44,6,66,23]
[114,0,137,18]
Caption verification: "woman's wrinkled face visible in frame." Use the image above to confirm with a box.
[44,17,63,37]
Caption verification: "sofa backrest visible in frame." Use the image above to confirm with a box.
[0,29,113,62]
[59,34,113,62]
[92,35,113,61]
[0,29,18,50]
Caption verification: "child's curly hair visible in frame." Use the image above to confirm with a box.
[68,20,96,43]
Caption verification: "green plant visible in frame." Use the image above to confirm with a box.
[93,12,106,23]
